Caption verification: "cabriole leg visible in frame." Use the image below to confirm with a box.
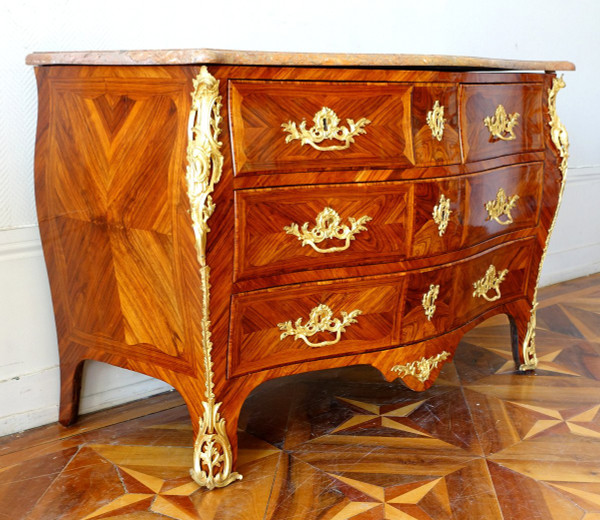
[189,396,243,490]
[509,304,538,372]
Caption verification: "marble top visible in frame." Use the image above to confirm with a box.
[25,48,575,71]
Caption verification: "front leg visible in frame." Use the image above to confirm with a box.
[190,396,243,490]
[509,301,538,371]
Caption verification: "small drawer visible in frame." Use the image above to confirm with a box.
[234,183,410,282]
[402,239,534,345]
[465,162,543,246]
[229,275,405,376]
[410,162,543,259]
[401,264,455,343]
[460,83,544,163]
[452,238,534,323]
[411,85,462,166]
[410,178,465,258]
[229,80,413,175]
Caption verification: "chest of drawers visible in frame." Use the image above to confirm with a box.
[26,49,573,490]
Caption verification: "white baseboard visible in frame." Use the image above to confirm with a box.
[0,363,173,436]
[541,242,600,287]
[78,361,173,415]
[0,367,59,436]
[0,406,60,438]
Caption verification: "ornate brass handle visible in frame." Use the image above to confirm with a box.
[284,207,372,254]
[432,194,452,236]
[483,104,519,141]
[277,304,362,348]
[426,100,446,141]
[485,187,519,225]
[282,107,370,151]
[422,284,440,321]
[472,264,508,302]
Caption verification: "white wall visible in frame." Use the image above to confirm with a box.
[1,0,599,435]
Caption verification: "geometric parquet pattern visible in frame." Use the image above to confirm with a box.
[1,273,600,519]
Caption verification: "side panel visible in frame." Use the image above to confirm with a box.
[34,66,202,373]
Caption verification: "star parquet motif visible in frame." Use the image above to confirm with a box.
[1,274,600,519]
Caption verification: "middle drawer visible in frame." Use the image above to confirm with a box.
[234,162,543,282]
[234,182,410,281]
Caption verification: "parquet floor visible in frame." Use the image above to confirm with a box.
[1,273,600,520]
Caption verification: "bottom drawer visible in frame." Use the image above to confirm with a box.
[229,238,536,377]
[453,238,534,322]
[229,276,404,377]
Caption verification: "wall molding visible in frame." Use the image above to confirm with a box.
[0,226,42,261]
[566,164,600,184]
[0,363,173,436]
[541,242,600,287]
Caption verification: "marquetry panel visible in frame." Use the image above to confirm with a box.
[411,84,462,165]
[234,182,410,282]
[48,82,111,222]
[54,216,125,340]
[229,275,404,376]
[109,228,184,356]
[47,79,183,233]
[461,83,544,162]
[229,80,413,174]
[40,72,191,361]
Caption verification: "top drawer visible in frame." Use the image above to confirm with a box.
[230,79,543,176]
[461,83,544,163]
[230,80,413,175]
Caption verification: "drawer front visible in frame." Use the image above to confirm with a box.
[401,264,455,344]
[465,162,543,245]
[237,162,542,282]
[402,238,535,344]
[411,162,543,258]
[229,276,404,376]
[410,178,465,258]
[229,80,413,175]
[230,238,535,376]
[234,183,410,281]
[461,83,544,163]
[453,238,534,323]
[412,85,462,166]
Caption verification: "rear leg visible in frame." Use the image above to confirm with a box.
[58,359,85,426]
